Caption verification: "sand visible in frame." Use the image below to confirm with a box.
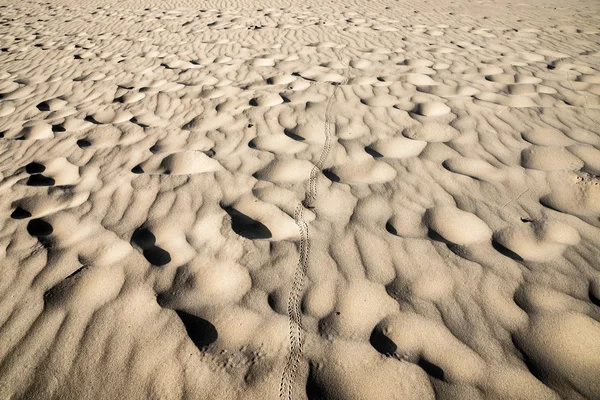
[0,0,599,398]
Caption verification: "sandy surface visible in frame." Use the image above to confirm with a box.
[0,0,599,398]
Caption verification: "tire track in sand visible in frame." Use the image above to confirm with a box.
[280,47,348,400]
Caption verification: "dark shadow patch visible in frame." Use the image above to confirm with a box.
[511,335,545,383]
[520,217,534,223]
[143,247,171,266]
[132,227,157,248]
[539,198,567,215]
[25,162,45,174]
[447,242,469,258]
[84,115,102,124]
[322,169,340,182]
[130,117,149,128]
[223,206,272,240]
[385,220,398,235]
[52,124,66,132]
[36,101,50,111]
[77,139,92,148]
[27,174,55,186]
[131,165,144,174]
[370,327,397,356]
[175,310,218,350]
[11,207,31,219]
[306,362,328,400]
[283,128,305,141]
[65,264,86,279]
[492,240,524,261]
[27,218,53,237]
[43,272,86,304]
[384,283,402,302]
[365,146,383,158]
[131,227,171,266]
[249,98,259,107]
[267,292,277,311]
[418,358,445,381]
[427,228,450,244]
[247,139,257,149]
[156,292,170,308]
[441,160,453,172]
[589,284,600,307]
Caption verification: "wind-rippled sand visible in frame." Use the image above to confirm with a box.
[0,0,599,398]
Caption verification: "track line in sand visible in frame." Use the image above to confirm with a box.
[304,75,347,209]
[280,48,348,400]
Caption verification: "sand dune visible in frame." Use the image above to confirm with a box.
[0,0,599,398]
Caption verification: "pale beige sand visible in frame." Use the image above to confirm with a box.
[0,0,599,398]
